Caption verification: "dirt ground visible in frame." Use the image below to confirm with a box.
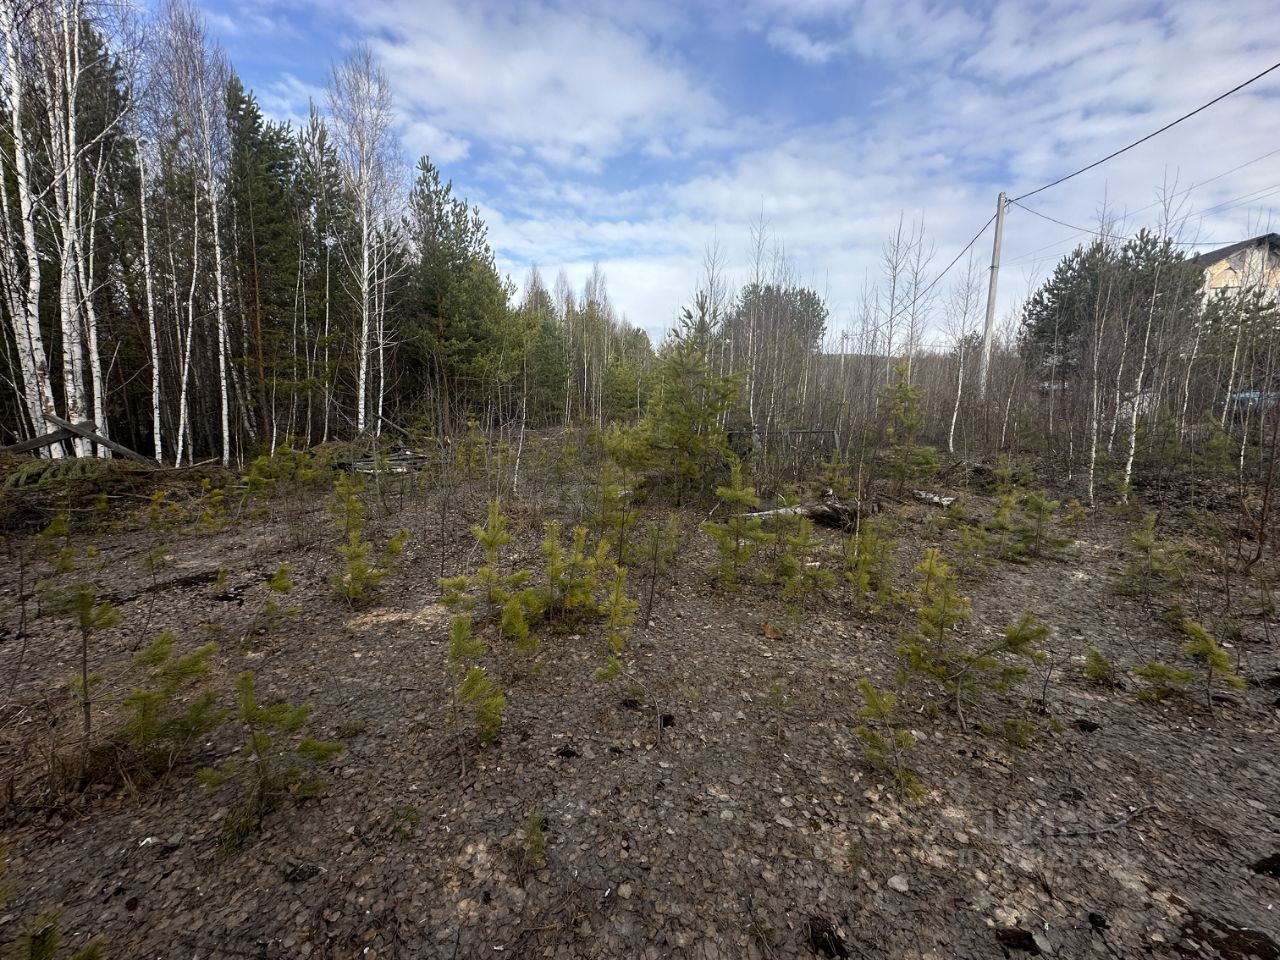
[1,465,1277,959]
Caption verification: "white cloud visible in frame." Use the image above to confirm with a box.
[345,0,720,168]
[229,0,1280,340]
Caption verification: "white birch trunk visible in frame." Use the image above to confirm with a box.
[138,143,163,462]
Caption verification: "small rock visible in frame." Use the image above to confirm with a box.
[616,883,632,900]
[887,874,910,893]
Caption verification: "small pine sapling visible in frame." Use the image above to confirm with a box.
[196,672,343,850]
[441,500,541,658]
[1116,512,1181,600]
[639,514,680,625]
[1179,618,1245,712]
[986,491,1030,563]
[515,810,548,883]
[1133,662,1193,703]
[1019,490,1071,558]
[2,843,106,958]
[852,678,923,800]
[700,462,771,589]
[842,515,896,611]
[882,364,939,494]
[333,529,407,607]
[762,679,795,740]
[244,564,299,644]
[50,584,120,750]
[594,566,637,682]
[955,522,997,572]
[540,522,609,627]
[1063,499,1088,526]
[1083,646,1118,686]
[447,615,506,745]
[776,517,834,603]
[36,512,76,578]
[120,632,225,782]
[141,545,170,637]
[897,550,971,697]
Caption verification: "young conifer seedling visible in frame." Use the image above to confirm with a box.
[701,462,771,589]
[1133,662,1193,703]
[1116,512,1181,601]
[853,678,923,800]
[639,514,681,625]
[762,679,795,741]
[1180,618,1246,712]
[777,517,833,605]
[120,632,225,783]
[540,522,609,627]
[593,566,637,683]
[446,615,507,748]
[196,672,343,851]
[49,584,120,756]
[1083,646,1118,686]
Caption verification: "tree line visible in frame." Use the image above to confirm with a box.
[3,0,1277,509]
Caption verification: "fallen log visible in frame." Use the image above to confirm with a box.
[744,494,879,530]
[913,490,956,507]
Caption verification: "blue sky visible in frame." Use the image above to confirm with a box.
[202,0,1280,344]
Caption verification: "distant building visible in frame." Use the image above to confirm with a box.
[1193,232,1280,300]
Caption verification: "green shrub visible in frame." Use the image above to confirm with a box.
[842,516,896,611]
[1180,618,1246,711]
[1083,646,1117,686]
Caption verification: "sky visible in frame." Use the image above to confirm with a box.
[201,0,1280,345]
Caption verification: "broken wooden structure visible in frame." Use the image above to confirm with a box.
[0,414,158,465]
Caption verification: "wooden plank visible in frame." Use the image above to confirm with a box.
[0,426,78,454]
[42,413,159,465]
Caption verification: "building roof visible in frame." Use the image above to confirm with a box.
[1193,232,1280,267]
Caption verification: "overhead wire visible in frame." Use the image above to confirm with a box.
[1011,58,1280,202]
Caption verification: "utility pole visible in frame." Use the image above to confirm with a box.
[978,191,1006,399]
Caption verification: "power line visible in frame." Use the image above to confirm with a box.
[1009,199,1241,247]
[1012,58,1280,203]
[917,214,996,299]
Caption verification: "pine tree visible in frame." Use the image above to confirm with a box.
[882,363,938,494]
[1134,662,1193,703]
[1180,618,1245,712]
[853,678,923,800]
[1116,512,1181,599]
[540,522,609,627]
[897,554,1045,729]
[639,514,681,625]
[701,462,772,589]
[196,672,343,850]
[440,500,541,657]
[777,517,833,603]
[842,516,896,611]
[1083,646,1117,686]
[642,293,738,504]
[447,615,506,744]
[120,632,225,782]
